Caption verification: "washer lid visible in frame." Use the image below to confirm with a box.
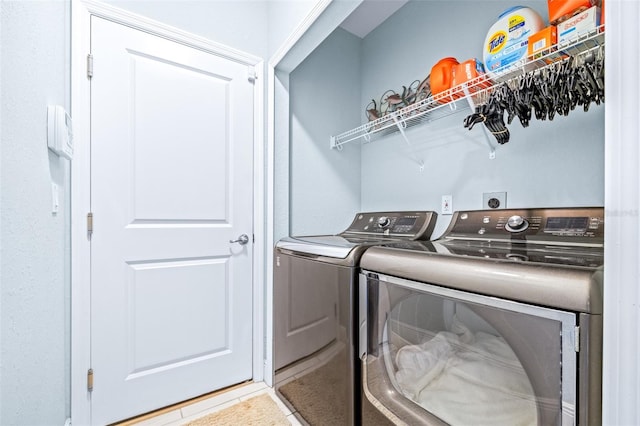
[276,235,361,258]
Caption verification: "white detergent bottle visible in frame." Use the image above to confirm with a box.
[483,6,545,79]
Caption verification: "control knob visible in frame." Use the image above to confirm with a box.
[505,215,529,233]
[377,216,391,228]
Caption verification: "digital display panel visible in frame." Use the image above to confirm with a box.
[544,217,588,232]
[395,217,417,227]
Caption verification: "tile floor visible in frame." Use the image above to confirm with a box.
[130,382,302,426]
[123,341,346,425]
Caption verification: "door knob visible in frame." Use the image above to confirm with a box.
[229,234,250,245]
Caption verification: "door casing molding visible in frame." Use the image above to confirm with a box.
[70,1,264,423]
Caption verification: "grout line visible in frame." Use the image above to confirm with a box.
[115,381,254,425]
[178,398,241,425]
[173,389,294,426]
[118,381,296,426]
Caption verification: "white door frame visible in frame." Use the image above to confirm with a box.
[70,1,264,423]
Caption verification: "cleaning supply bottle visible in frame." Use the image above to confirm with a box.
[483,6,544,79]
[430,57,459,103]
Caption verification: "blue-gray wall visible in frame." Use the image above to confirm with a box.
[289,0,604,238]
[289,27,362,235]
[273,0,363,241]
[359,0,604,237]
[1,0,71,424]
[268,0,322,59]
[105,1,269,58]
[105,0,321,61]
[0,4,3,419]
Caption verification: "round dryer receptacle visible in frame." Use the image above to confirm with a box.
[487,198,501,209]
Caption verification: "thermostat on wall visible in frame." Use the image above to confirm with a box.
[47,105,73,160]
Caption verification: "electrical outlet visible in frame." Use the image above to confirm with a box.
[483,192,507,209]
[442,195,453,215]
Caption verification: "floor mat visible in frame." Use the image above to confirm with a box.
[185,394,290,426]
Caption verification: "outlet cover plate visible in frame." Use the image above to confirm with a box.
[483,192,507,209]
[442,195,453,215]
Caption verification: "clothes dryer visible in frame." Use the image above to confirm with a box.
[360,208,604,426]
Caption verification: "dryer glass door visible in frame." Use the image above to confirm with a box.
[362,273,577,426]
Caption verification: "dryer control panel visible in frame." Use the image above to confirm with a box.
[444,207,604,245]
[342,211,437,241]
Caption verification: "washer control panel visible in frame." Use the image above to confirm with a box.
[446,208,604,244]
[505,215,529,233]
[343,211,438,240]
[377,216,391,228]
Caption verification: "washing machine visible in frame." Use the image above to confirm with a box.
[359,207,604,426]
[273,211,437,425]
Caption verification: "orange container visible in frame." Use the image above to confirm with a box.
[528,26,558,58]
[450,59,490,99]
[452,59,482,86]
[528,26,568,64]
[430,57,459,103]
[548,0,595,25]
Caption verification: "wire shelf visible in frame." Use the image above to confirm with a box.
[330,25,605,150]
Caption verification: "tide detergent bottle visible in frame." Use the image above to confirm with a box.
[484,6,544,79]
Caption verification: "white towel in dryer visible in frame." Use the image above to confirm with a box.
[394,317,537,426]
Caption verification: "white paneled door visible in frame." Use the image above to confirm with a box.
[90,17,254,425]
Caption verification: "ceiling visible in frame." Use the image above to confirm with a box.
[339,0,409,39]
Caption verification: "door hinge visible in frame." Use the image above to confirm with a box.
[574,326,580,352]
[87,54,94,79]
[87,212,93,239]
[247,66,257,83]
[87,368,94,392]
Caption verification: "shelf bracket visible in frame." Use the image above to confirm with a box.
[462,84,496,159]
[330,136,337,150]
[391,114,425,171]
[482,126,497,159]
